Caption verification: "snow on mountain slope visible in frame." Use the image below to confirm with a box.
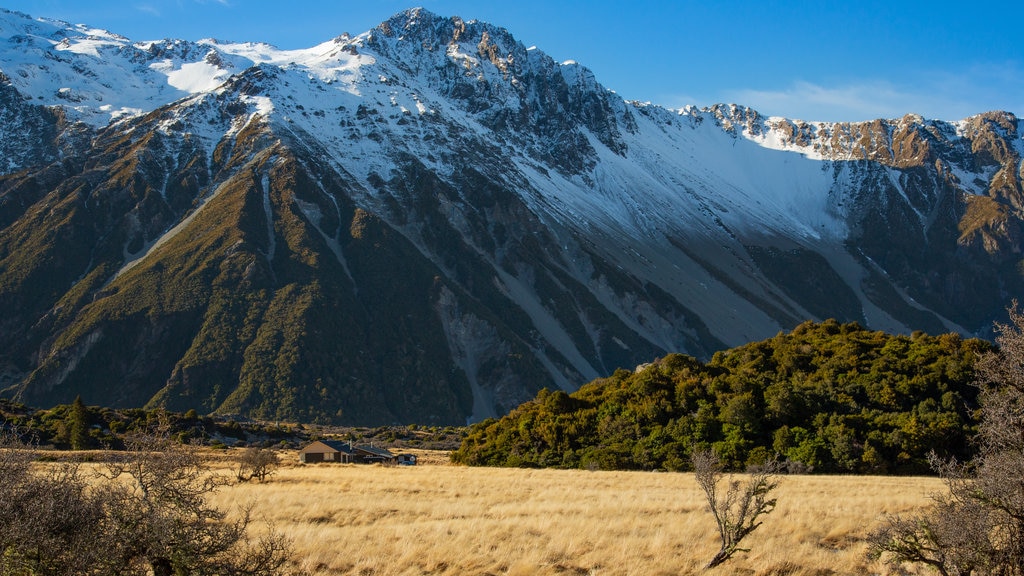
[0,7,1022,424]
[0,8,327,124]
[1,9,194,122]
[3,7,1016,331]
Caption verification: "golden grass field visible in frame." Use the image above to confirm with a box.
[205,449,945,576]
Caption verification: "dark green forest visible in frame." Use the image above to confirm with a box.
[452,320,991,474]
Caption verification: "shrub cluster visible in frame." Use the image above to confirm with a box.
[453,320,990,473]
[0,402,298,450]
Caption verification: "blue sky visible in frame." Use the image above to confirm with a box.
[4,0,1023,122]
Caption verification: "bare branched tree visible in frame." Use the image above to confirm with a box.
[0,428,111,575]
[692,448,780,569]
[237,447,281,483]
[867,478,994,576]
[0,417,300,576]
[869,302,1024,576]
[101,421,295,576]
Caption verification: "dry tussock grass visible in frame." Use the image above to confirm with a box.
[210,451,943,576]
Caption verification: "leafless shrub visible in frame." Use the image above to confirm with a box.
[0,416,301,576]
[101,419,296,576]
[692,448,780,569]
[237,446,281,483]
[869,302,1024,576]
[868,493,994,576]
[0,428,110,575]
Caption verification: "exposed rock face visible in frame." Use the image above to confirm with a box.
[0,8,1021,424]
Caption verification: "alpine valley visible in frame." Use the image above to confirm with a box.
[0,8,1021,425]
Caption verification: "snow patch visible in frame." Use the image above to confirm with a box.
[152,59,232,93]
[261,174,276,264]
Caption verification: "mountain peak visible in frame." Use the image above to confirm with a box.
[0,7,127,45]
[0,6,1021,426]
[384,6,439,27]
[370,6,519,55]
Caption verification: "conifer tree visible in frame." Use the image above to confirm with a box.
[68,395,89,451]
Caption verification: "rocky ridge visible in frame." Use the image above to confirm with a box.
[0,8,1021,424]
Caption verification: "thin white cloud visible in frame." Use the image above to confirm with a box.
[726,81,931,122]
[137,0,231,16]
[687,63,1024,123]
[135,4,162,17]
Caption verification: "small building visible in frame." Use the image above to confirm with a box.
[298,440,354,464]
[352,444,395,464]
[298,441,397,465]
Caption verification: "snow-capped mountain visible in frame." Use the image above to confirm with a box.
[1,8,1021,424]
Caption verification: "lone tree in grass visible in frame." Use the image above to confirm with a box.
[692,448,780,569]
[869,302,1024,576]
[237,446,281,483]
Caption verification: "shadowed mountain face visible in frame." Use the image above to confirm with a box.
[0,8,1021,424]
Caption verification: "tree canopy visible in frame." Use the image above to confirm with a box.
[452,320,991,473]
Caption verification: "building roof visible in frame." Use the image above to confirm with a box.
[299,440,395,459]
[299,440,354,454]
[353,444,394,458]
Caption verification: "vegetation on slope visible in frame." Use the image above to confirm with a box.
[0,398,465,452]
[452,320,991,473]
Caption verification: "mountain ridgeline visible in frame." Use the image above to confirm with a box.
[0,8,1021,425]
